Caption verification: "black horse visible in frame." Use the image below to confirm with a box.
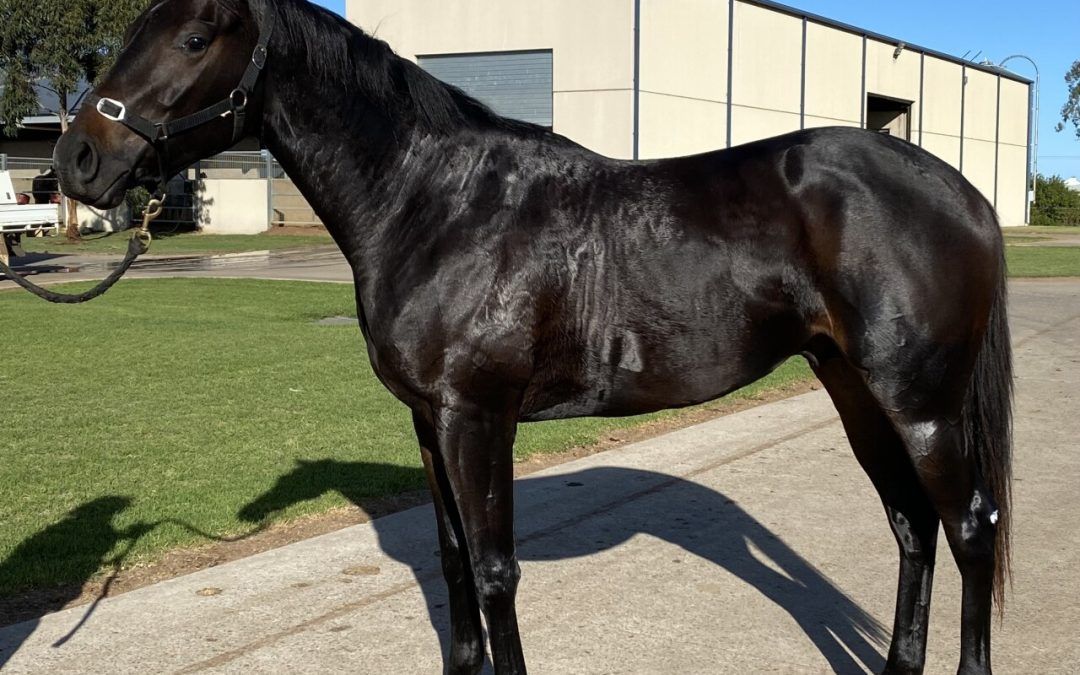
[51,0,1013,672]
[31,169,60,205]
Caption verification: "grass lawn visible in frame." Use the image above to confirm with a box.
[1006,245,1080,277]
[0,278,812,596]
[20,229,334,256]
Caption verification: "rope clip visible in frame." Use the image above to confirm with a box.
[136,198,164,247]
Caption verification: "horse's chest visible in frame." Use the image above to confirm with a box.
[359,299,536,411]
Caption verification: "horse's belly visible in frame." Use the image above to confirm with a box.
[520,356,768,422]
[520,300,814,422]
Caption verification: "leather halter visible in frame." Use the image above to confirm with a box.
[84,4,275,195]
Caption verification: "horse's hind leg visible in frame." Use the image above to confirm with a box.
[810,347,940,674]
[414,412,485,675]
[887,413,998,675]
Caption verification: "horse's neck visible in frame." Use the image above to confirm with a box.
[261,78,421,260]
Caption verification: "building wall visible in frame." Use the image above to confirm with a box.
[920,56,964,169]
[729,2,802,146]
[803,22,861,130]
[637,0,728,158]
[348,0,635,158]
[346,0,1032,226]
[196,179,269,234]
[997,79,1031,225]
[865,39,922,133]
[962,68,998,205]
[0,138,56,159]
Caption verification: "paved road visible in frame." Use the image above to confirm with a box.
[0,279,1077,673]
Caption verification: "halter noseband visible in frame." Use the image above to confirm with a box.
[85,4,275,196]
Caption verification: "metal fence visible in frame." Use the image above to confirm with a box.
[191,151,321,228]
[0,151,324,230]
[1,156,54,198]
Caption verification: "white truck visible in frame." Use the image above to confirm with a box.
[1,170,61,268]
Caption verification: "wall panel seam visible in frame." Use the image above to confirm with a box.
[918,52,925,147]
[639,90,728,105]
[994,74,1001,208]
[727,0,736,148]
[960,65,966,173]
[860,36,866,127]
[632,0,640,160]
[800,18,807,130]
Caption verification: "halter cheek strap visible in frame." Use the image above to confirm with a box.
[84,4,275,194]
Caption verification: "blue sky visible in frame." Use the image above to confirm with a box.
[312,0,1079,178]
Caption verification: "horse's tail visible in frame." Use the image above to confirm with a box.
[962,244,1013,612]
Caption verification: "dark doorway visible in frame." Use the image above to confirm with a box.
[866,94,912,140]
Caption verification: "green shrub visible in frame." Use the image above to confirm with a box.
[124,186,152,217]
[1032,175,1080,226]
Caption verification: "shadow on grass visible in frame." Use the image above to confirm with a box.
[239,460,888,673]
[0,496,155,667]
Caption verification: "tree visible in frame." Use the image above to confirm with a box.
[0,0,145,239]
[1058,59,1080,140]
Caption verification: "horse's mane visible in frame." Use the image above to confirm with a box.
[267,0,551,139]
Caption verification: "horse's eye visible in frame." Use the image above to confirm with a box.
[184,35,209,52]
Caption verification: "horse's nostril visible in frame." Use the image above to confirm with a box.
[74,141,99,182]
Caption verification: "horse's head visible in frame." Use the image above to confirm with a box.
[54,0,267,208]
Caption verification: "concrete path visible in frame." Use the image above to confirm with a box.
[1,279,1077,673]
[1007,229,1080,247]
[0,246,353,290]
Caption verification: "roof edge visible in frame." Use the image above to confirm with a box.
[743,0,1034,86]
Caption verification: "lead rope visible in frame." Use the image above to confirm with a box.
[0,198,161,304]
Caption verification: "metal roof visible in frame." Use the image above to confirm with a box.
[744,0,1034,86]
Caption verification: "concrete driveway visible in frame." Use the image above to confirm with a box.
[0,278,1077,673]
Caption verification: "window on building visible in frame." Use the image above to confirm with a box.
[866,94,912,140]
[418,50,553,128]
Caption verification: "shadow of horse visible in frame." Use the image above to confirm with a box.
[0,496,153,668]
[239,459,888,673]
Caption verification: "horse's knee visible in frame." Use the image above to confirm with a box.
[472,556,520,605]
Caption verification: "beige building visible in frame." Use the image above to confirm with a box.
[348,0,1033,226]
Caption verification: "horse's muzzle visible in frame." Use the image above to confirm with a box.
[53,128,138,209]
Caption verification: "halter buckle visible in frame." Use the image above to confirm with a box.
[96,97,127,122]
[252,44,268,69]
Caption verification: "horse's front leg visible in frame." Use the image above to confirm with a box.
[414,411,485,675]
[424,400,526,674]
